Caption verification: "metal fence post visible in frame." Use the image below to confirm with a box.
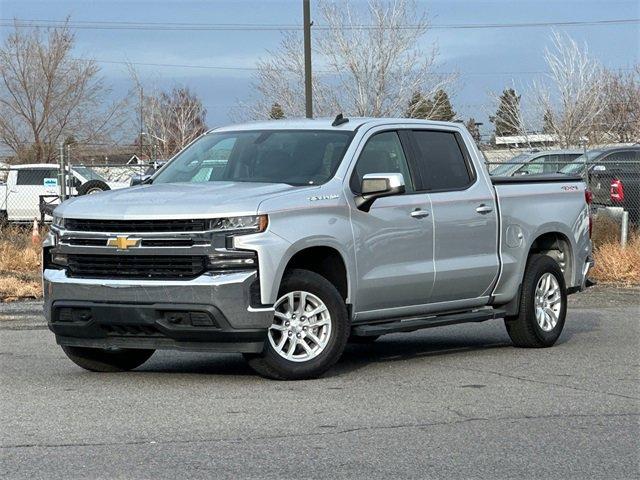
[58,141,65,200]
[620,210,629,248]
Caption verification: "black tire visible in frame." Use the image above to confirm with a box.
[0,210,7,227]
[77,179,110,195]
[244,269,350,380]
[504,254,567,348]
[349,334,380,344]
[61,345,154,372]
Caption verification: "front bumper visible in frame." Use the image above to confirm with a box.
[44,269,273,353]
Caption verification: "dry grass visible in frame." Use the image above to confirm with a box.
[0,225,43,302]
[589,213,640,286]
[590,233,640,286]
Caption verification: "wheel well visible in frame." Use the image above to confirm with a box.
[528,232,572,284]
[284,247,348,300]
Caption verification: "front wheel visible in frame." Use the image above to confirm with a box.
[244,269,350,380]
[504,254,567,348]
[61,345,155,372]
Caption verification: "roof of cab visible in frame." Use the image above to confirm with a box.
[208,117,464,133]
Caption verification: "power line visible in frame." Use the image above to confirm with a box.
[1,18,638,32]
[90,57,635,77]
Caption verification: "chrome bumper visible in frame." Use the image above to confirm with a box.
[43,269,274,353]
[580,256,595,291]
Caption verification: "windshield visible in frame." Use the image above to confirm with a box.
[559,151,603,174]
[490,154,530,175]
[72,166,107,182]
[153,130,354,186]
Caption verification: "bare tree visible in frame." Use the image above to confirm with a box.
[595,67,640,143]
[239,0,455,119]
[532,31,604,148]
[244,31,338,118]
[140,85,207,158]
[0,21,127,163]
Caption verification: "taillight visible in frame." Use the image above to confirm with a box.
[583,189,593,238]
[610,179,624,203]
[585,189,593,205]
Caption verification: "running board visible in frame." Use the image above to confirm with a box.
[351,308,507,337]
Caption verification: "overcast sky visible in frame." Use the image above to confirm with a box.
[1,0,638,137]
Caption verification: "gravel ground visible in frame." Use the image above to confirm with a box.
[0,286,638,479]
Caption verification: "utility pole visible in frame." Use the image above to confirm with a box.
[139,87,144,158]
[303,0,313,118]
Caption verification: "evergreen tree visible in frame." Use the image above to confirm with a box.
[491,88,522,137]
[269,102,285,120]
[405,91,433,119]
[465,118,481,143]
[430,89,456,121]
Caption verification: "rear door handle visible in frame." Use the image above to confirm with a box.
[475,204,493,214]
[410,209,430,219]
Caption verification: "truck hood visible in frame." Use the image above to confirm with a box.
[55,181,300,219]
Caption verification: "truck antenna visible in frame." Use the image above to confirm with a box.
[332,113,349,127]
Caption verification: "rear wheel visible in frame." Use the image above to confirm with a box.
[244,269,350,380]
[504,254,567,348]
[61,345,154,372]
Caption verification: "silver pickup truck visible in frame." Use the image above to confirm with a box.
[44,117,593,380]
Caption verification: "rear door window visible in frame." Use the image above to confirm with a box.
[409,130,474,190]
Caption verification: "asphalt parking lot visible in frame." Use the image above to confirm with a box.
[1,286,639,479]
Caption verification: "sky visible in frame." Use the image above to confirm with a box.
[1,0,638,139]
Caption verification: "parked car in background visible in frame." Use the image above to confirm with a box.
[0,164,129,223]
[490,149,583,176]
[45,117,592,380]
[561,146,640,222]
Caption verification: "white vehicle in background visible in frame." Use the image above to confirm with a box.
[0,164,129,223]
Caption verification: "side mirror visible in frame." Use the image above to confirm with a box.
[130,174,151,186]
[593,165,606,172]
[355,173,405,212]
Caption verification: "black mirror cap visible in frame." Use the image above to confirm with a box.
[130,174,151,186]
[356,173,406,212]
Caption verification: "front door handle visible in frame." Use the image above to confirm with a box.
[476,204,493,214]
[410,209,430,219]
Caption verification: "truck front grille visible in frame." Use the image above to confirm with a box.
[64,218,208,233]
[66,254,207,280]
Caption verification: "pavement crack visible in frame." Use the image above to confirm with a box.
[2,412,637,450]
[434,363,640,401]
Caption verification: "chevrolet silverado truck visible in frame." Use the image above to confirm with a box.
[44,117,593,380]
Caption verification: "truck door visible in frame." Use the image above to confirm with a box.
[8,168,59,221]
[349,130,435,318]
[407,129,499,304]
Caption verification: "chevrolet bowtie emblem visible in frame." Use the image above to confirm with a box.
[106,236,141,250]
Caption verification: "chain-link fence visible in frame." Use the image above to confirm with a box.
[1,163,147,224]
[484,149,640,246]
[2,148,639,246]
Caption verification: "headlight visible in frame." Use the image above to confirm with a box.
[52,216,65,228]
[208,215,268,233]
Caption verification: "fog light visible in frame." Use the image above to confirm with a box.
[51,252,68,267]
[207,251,257,270]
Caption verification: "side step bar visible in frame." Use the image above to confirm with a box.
[351,308,507,337]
